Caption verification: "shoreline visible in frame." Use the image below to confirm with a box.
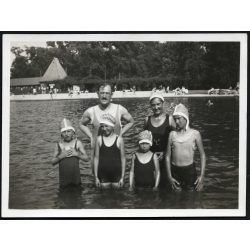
[10,91,239,101]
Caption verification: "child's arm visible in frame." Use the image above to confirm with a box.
[71,140,89,162]
[153,153,160,190]
[118,137,126,187]
[129,154,135,191]
[51,143,67,165]
[194,131,206,191]
[93,136,101,187]
[165,132,180,190]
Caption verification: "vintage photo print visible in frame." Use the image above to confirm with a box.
[1,33,247,217]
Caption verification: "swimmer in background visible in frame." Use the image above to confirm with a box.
[165,104,206,191]
[129,130,160,191]
[51,118,88,187]
[94,114,126,189]
[207,99,214,107]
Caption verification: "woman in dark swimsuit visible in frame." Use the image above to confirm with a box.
[144,92,175,187]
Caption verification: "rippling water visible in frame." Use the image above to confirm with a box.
[9,97,239,209]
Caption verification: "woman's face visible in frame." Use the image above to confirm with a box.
[150,98,163,116]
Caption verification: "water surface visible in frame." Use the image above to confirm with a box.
[9,97,239,209]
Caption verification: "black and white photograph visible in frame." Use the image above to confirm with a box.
[1,33,247,217]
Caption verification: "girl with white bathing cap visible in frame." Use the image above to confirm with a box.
[94,113,126,189]
[129,130,160,190]
[51,118,88,187]
[165,104,206,191]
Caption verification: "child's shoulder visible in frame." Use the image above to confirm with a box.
[189,128,200,136]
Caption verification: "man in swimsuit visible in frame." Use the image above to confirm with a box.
[165,103,206,191]
[79,83,134,172]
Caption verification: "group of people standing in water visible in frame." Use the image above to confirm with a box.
[52,83,206,192]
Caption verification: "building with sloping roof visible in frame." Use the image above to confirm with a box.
[10,77,42,87]
[41,57,67,82]
[10,57,67,94]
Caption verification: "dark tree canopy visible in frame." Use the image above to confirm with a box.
[10,41,240,89]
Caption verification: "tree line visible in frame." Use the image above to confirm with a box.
[11,41,240,90]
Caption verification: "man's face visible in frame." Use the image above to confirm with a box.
[173,115,187,130]
[98,85,112,107]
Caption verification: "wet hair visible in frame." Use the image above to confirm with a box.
[98,83,113,93]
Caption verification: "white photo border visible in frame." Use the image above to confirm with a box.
[2,33,247,217]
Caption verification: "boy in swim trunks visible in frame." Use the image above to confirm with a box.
[94,114,126,189]
[52,118,89,187]
[165,104,206,191]
[129,130,160,190]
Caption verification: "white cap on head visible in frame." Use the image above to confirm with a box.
[60,118,75,133]
[149,92,164,102]
[138,130,153,146]
[99,113,116,127]
[173,103,189,129]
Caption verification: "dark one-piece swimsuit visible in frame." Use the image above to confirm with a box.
[57,140,81,187]
[98,136,122,183]
[145,115,172,187]
[134,153,155,188]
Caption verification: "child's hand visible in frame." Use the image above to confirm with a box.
[153,186,158,191]
[70,148,79,157]
[194,176,204,191]
[129,186,134,192]
[156,152,163,161]
[59,149,69,159]
[95,177,101,188]
[169,177,181,191]
[118,178,124,188]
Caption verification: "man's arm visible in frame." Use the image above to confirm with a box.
[79,109,93,146]
[120,107,134,136]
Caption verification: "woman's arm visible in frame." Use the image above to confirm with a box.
[94,137,101,187]
[153,153,160,190]
[143,117,149,130]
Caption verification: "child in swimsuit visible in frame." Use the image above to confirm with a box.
[129,130,160,190]
[165,104,206,191]
[94,114,126,189]
[52,118,88,187]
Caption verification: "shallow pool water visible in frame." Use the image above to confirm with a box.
[9,96,239,209]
